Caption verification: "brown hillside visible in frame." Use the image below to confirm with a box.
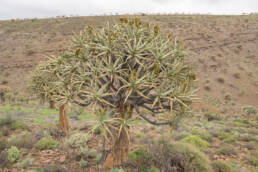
[0,15,257,108]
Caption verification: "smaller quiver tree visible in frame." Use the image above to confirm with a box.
[29,55,81,132]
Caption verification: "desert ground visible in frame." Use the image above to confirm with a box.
[0,15,257,172]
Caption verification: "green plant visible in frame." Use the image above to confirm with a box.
[10,120,28,130]
[79,158,88,168]
[16,157,34,169]
[192,128,212,142]
[243,106,257,116]
[248,152,258,166]
[181,135,210,151]
[162,141,212,172]
[35,137,58,150]
[7,146,21,163]
[128,147,148,161]
[216,146,237,156]
[30,18,196,167]
[66,132,91,148]
[204,112,221,121]
[212,160,234,172]
[8,132,37,148]
[0,134,7,151]
[108,168,125,172]
[149,167,161,172]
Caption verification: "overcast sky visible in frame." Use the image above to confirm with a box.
[1,0,258,20]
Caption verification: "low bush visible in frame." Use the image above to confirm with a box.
[129,141,212,172]
[192,128,212,142]
[248,152,258,166]
[41,163,68,172]
[212,160,234,172]
[35,137,58,150]
[8,132,37,149]
[108,168,125,172]
[204,112,222,121]
[66,132,91,149]
[0,134,7,151]
[79,158,88,168]
[216,146,237,156]
[7,146,21,163]
[10,121,28,130]
[0,150,9,168]
[181,135,210,151]
[16,157,34,169]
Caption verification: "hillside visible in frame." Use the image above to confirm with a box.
[0,15,257,110]
[0,15,258,172]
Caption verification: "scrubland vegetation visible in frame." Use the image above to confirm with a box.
[0,14,257,172]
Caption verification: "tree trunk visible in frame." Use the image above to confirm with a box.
[49,100,55,109]
[104,127,130,168]
[103,104,132,168]
[58,104,69,132]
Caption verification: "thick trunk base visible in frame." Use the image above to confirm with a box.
[58,104,69,132]
[104,128,129,168]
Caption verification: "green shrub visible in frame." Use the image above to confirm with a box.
[192,128,212,142]
[66,132,91,148]
[79,158,88,168]
[0,116,14,127]
[204,112,222,121]
[248,152,258,166]
[8,132,37,149]
[0,150,9,168]
[216,146,237,156]
[128,147,148,161]
[108,168,125,172]
[35,137,58,150]
[7,146,21,163]
[0,135,7,151]
[243,106,257,116]
[175,131,191,140]
[16,157,34,169]
[212,160,234,172]
[149,167,161,172]
[10,121,28,130]
[181,135,210,151]
[165,142,212,172]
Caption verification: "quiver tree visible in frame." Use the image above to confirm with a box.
[30,18,196,168]
[29,55,81,132]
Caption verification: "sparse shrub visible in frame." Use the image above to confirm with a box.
[79,158,88,168]
[1,126,10,136]
[41,163,68,172]
[216,77,225,84]
[8,132,37,148]
[192,128,212,142]
[16,157,34,169]
[233,73,240,79]
[175,131,191,140]
[204,112,221,121]
[35,137,58,150]
[10,120,28,130]
[204,84,211,91]
[66,132,91,149]
[7,146,21,163]
[0,150,9,168]
[216,146,237,156]
[154,141,212,172]
[128,147,148,161]
[108,168,125,172]
[0,134,7,151]
[248,152,258,166]
[0,116,14,127]
[149,167,161,172]
[243,106,257,116]
[0,85,11,102]
[181,135,210,151]
[212,160,234,172]
[224,94,231,102]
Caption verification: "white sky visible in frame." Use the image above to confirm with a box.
[1,0,258,20]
